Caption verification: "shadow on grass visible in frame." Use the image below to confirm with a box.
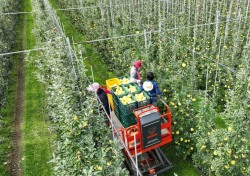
[160,144,200,176]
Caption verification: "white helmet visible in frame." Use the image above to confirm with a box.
[143,81,153,91]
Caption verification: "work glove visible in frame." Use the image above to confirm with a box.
[136,80,141,86]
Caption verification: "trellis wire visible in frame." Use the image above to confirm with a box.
[81,16,249,43]
[0,15,248,62]
[43,0,83,107]
[0,47,48,56]
[163,34,236,73]
[2,1,248,44]
[77,25,243,74]
[161,13,249,29]
[1,0,248,74]
[0,33,243,75]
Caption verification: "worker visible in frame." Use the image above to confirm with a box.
[142,72,162,105]
[87,83,111,123]
[130,60,142,84]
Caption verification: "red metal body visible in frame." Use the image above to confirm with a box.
[120,104,172,156]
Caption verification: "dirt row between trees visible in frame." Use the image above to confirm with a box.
[8,55,24,176]
[8,1,26,175]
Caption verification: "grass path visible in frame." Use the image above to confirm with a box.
[162,145,201,176]
[22,0,53,175]
[3,0,53,175]
[0,1,26,175]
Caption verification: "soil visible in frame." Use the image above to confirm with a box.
[8,56,24,176]
[8,3,26,175]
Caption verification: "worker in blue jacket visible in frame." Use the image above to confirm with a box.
[142,72,162,105]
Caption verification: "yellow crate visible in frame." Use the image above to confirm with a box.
[106,78,121,90]
[106,78,121,110]
[108,94,114,110]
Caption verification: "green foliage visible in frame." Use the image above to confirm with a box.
[51,0,250,175]
[0,0,20,109]
[213,114,227,129]
[191,42,250,175]
[27,0,127,175]
[22,0,54,175]
[0,0,21,174]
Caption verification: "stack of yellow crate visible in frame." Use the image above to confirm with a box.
[106,78,121,110]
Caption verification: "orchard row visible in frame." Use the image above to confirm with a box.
[54,0,250,175]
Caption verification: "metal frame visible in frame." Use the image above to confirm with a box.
[120,103,172,156]
[111,96,173,175]
[123,148,173,176]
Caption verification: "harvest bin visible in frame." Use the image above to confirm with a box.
[119,107,137,128]
[106,78,121,110]
[114,97,136,128]
[118,75,130,84]
[118,93,137,114]
[133,91,151,108]
[111,85,127,104]
[113,92,137,128]
[106,78,121,90]
[123,82,141,94]
[113,98,120,117]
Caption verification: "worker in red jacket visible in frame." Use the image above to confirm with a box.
[87,82,111,118]
[130,60,142,84]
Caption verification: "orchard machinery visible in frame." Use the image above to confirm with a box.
[106,77,173,176]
